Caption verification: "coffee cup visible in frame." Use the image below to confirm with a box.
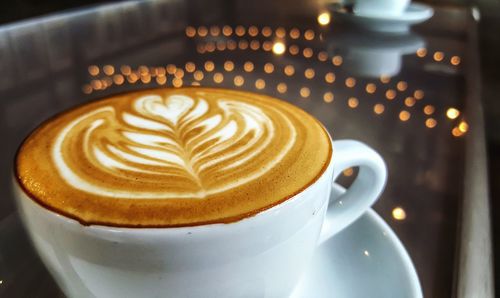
[353,0,411,17]
[14,88,387,297]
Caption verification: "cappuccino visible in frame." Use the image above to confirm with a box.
[16,88,332,227]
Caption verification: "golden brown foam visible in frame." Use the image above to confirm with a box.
[16,87,332,227]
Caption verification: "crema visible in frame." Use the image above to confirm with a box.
[16,88,332,227]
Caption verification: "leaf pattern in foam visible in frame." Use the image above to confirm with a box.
[53,92,296,199]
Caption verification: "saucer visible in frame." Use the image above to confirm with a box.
[331,3,434,33]
[291,185,422,298]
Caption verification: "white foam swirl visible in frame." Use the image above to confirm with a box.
[52,93,297,199]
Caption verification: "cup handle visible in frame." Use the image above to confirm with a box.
[318,140,387,244]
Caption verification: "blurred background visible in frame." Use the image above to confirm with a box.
[0,0,497,296]
[0,1,498,198]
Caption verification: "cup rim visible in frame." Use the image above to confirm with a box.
[13,88,335,230]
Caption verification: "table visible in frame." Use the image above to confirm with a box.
[0,1,492,297]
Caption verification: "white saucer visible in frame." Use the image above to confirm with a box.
[332,3,434,33]
[291,185,422,298]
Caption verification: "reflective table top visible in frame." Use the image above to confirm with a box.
[0,1,478,297]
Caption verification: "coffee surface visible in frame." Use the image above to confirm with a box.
[16,87,332,227]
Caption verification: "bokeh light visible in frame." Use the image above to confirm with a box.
[399,110,411,121]
[374,104,385,114]
[433,51,444,62]
[425,118,437,128]
[103,65,115,76]
[88,65,99,76]
[300,87,310,98]
[404,97,416,107]
[224,61,234,72]
[416,48,427,58]
[272,42,286,55]
[332,55,343,66]
[264,63,275,74]
[451,56,461,66]
[284,65,295,76]
[213,72,224,83]
[366,83,376,94]
[290,28,300,39]
[304,68,315,79]
[446,108,460,119]
[385,89,396,100]
[345,77,356,88]
[323,92,334,103]
[348,97,359,108]
[397,81,408,91]
[255,79,266,89]
[325,72,335,83]
[392,207,407,220]
[277,82,287,94]
[317,12,331,25]
[244,61,254,72]
[423,105,435,115]
[234,75,244,87]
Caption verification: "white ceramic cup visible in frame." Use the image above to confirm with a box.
[353,0,411,17]
[14,139,387,298]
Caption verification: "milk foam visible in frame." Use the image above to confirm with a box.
[16,88,331,227]
[52,93,296,199]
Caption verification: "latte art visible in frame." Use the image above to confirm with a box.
[53,93,296,199]
[16,88,331,227]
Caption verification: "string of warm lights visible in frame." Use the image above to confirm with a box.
[83,61,468,137]
[83,63,355,108]
[185,25,318,41]
[195,38,433,123]
[188,28,467,134]
[193,37,451,123]
[83,20,469,138]
[416,47,461,65]
[187,25,462,67]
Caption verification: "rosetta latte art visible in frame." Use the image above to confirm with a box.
[52,93,297,199]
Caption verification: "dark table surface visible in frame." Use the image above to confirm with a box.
[0,1,479,297]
